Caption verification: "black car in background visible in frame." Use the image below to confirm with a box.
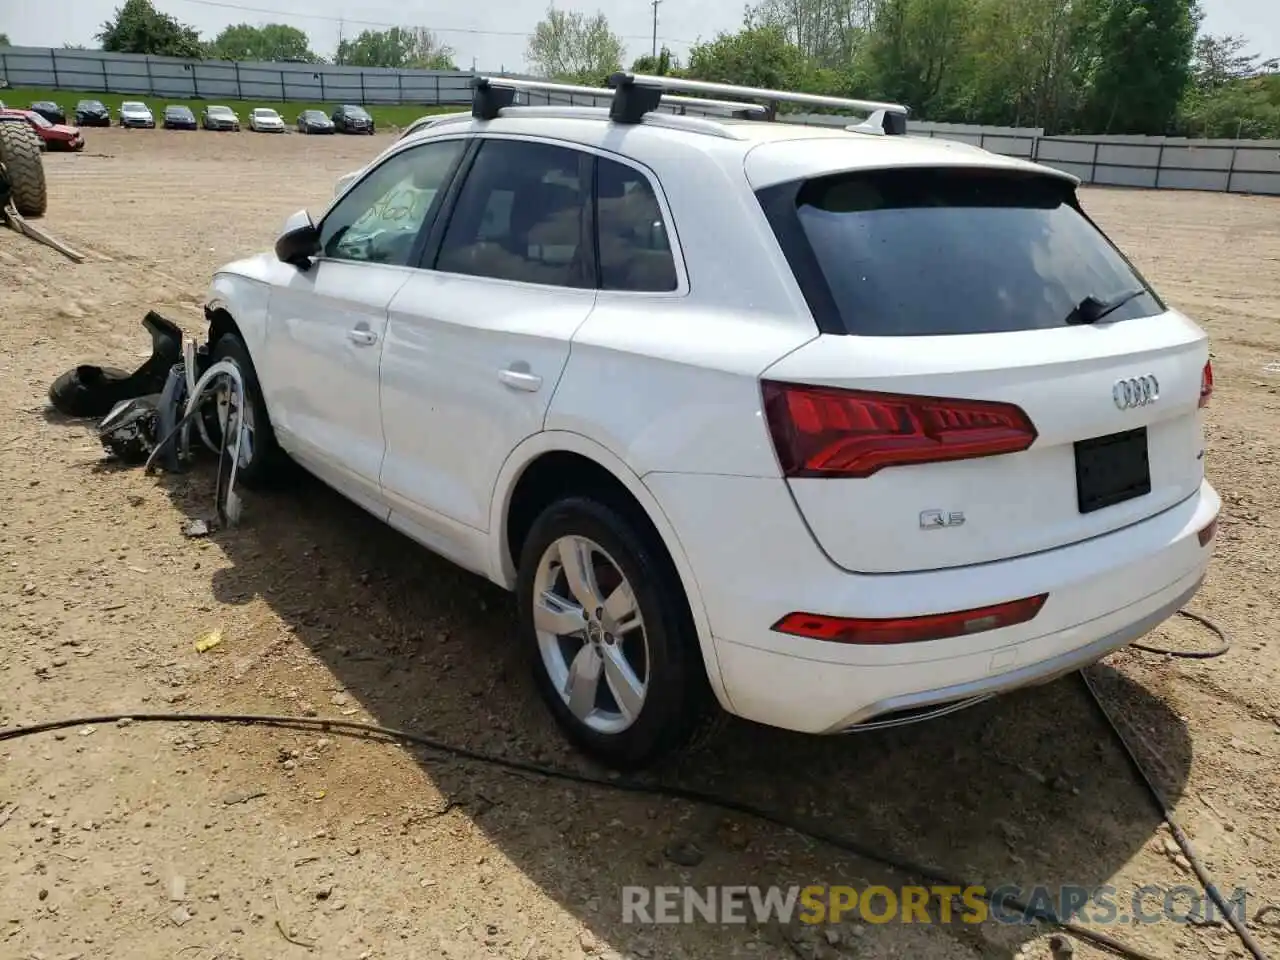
[332,104,374,134]
[74,99,111,127]
[163,105,198,130]
[296,109,335,134]
[30,100,66,124]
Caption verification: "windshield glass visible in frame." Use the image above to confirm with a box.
[761,168,1163,336]
[254,109,278,118]
[122,102,147,111]
[28,113,52,129]
[346,106,371,118]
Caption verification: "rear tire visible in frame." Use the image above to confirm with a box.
[207,333,292,489]
[517,496,711,770]
[0,121,48,218]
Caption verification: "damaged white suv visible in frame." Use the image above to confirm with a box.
[203,75,1219,769]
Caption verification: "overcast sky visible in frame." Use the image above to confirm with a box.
[2,0,1276,74]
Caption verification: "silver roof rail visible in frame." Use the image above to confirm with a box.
[610,72,910,134]
[472,75,767,122]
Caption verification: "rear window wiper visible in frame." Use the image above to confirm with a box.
[1065,287,1147,325]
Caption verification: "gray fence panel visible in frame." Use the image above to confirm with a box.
[3,45,1280,193]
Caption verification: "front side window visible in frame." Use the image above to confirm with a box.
[435,139,590,288]
[595,158,677,292]
[759,168,1163,336]
[318,138,466,267]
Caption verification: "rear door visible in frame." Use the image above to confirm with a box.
[754,162,1209,574]
[378,136,596,539]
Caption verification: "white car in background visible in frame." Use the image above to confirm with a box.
[203,78,1219,770]
[249,107,286,133]
[118,100,155,129]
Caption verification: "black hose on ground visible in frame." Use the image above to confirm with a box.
[0,610,1261,960]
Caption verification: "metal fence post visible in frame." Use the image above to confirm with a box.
[360,71,367,102]
[281,69,287,101]
[319,72,325,101]
[233,61,241,99]
[101,57,109,92]
[397,72,403,103]
[1155,143,1165,189]
[1226,145,1237,194]
[144,55,154,96]
[1090,141,1100,184]
[0,52,7,87]
[51,48,61,88]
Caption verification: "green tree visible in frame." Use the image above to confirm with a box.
[525,6,624,83]
[749,0,875,68]
[210,23,321,62]
[1077,0,1200,134]
[0,33,10,47]
[631,46,677,75]
[684,24,817,90]
[336,27,455,69]
[97,0,204,58]
[863,0,977,117]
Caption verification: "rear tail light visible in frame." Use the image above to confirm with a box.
[772,594,1048,645]
[1197,516,1217,547]
[761,381,1038,479]
[1199,361,1213,408]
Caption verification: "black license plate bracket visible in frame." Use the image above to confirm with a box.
[1074,428,1151,514]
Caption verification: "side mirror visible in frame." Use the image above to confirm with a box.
[275,209,319,269]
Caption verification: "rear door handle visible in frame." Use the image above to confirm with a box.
[498,368,543,392]
[347,327,378,347]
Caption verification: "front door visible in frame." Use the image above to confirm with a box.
[264,136,468,501]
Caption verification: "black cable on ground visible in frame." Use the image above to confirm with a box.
[1086,607,1269,960]
[0,608,1260,960]
[1130,609,1232,658]
[0,708,1175,960]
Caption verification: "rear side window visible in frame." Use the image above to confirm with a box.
[757,168,1163,336]
[596,158,677,292]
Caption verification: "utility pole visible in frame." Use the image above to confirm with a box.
[336,16,345,64]
[650,0,662,60]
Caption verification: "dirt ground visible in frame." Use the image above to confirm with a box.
[1,127,1278,960]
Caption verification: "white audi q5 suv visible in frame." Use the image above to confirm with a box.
[203,75,1219,768]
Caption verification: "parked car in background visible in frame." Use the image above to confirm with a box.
[30,100,66,124]
[119,101,155,129]
[163,105,198,130]
[296,109,334,134]
[332,104,374,134]
[249,107,286,133]
[0,108,84,152]
[75,99,111,127]
[202,105,241,131]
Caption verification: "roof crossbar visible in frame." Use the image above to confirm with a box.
[470,75,768,123]
[608,72,910,134]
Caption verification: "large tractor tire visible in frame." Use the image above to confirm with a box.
[0,121,49,219]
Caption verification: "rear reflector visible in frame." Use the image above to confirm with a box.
[1199,361,1213,409]
[771,594,1048,645]
[1197,517,1217,547]
[762,381,1037,479]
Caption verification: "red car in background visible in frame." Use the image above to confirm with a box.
[0,108,85,152]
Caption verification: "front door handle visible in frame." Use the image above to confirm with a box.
[498,368,543,392]
[347,327,378,347]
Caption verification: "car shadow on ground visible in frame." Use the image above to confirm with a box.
[63,420,1195,958]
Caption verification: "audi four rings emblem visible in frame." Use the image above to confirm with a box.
[1113,375,1160,410]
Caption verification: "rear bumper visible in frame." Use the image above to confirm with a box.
[643,473,1219,733]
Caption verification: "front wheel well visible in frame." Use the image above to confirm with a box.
[505,451,665,578]
[205,306,241,348]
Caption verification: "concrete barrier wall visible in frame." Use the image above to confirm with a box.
[3,45,1278,196]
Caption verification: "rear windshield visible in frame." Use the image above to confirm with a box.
[757,168,1163,336]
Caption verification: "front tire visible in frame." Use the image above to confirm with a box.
[0,121,48,217]
[207,332,291,489]
[517,496,710,770]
